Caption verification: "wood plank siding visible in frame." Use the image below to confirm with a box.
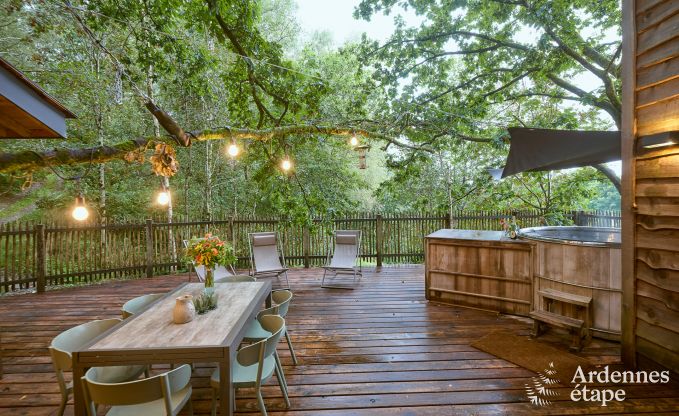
[624,0,679,372]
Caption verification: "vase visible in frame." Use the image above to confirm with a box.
[173,294,195,324]
[205,267,215,293]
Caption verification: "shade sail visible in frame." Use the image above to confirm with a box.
[500,127,621,178]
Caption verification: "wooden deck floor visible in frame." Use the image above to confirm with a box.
[1,266,678,415]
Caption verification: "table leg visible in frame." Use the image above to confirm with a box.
[219,352,234,416]
[72,352,87,416]
[265,291,272,308]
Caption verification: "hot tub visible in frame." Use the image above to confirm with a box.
[520,226,621,340]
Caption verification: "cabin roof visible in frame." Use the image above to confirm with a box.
[0,57,76,139]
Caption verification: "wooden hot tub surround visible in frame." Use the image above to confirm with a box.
[425,230,533,315]
[425,228,622,341]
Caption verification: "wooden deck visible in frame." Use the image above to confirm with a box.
[1,266,678,415]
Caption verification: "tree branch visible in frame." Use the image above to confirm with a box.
[593,164,621,194]
[0,125,424,174]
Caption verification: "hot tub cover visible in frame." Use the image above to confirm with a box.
[500,128,621,178]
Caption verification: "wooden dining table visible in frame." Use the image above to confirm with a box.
[72,280,272,416]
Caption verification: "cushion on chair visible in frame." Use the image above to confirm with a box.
[252,235,276,246]
[336,235,357,245]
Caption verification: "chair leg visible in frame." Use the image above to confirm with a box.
[285,329,298,365]
[274,358,291,408]
[186,398,194,416]
[283,270,290,289]
[321,269,327,287]
[256,389,268,416]
[210,387,217,416]
[57,393,67,416]
[274,351,289,396]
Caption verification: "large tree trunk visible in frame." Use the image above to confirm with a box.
[204,140,214,221]
[147,67,177,267]
[93,51,108,259]
[594,164,622,194]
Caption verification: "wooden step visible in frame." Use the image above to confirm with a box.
[539,288,592,307]
[529,310,584,330]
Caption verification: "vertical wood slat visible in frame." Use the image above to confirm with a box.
[145,219,154,279]
[35,224,46,293]
[376,214,383,267]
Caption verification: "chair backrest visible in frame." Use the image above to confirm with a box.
[237,315,285,368]
[183,239,235,281]
[82,364,191,415]
[249,232,284,272]
[121,293,164,319]
[219,275,256,283]
[329,230,361,266]
[50,318,122,372]
[271,290,293,318]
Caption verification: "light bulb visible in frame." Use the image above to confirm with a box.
[157,190,170,205]
[72,196,89,221]
[281,158,292,172]
[349,135,359,147]
[227,143,240,158]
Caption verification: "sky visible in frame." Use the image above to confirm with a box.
[295,0,421,45]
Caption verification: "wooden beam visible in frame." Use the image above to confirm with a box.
[621,0,638,368]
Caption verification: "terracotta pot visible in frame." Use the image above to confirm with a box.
[173,294,196,324]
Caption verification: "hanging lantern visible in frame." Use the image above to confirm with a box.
[354,145,370,169]
[72,194,89,221]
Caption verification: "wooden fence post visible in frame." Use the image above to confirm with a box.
[376,214,383,267]
[35,223,46,293]
[303,227,310,268]
[228,216,235,250]
[145,219,154,278]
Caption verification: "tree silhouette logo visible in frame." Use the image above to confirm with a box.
[525,362,560,406]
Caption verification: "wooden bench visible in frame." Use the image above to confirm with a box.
[530,288,593,351]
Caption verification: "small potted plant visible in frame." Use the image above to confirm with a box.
[500,215,521,239]
[184,233,236,292]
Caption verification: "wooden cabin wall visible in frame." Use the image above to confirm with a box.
[631,0,679,372]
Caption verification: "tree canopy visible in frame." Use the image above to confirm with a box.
[0,0,620,224]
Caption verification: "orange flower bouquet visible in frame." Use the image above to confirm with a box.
[184,233,236,290]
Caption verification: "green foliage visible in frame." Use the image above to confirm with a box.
[0,0,621,225]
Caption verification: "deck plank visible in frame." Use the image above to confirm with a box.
[0,266,678,415]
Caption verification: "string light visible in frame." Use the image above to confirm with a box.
[349,135,359,147]
[72,193,89,221]
[280,157,293,173]
[156,182,170,206]
[227,140,241,158]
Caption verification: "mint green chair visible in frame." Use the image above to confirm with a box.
[216,275,256,283]
[49,319,148,416]
[210,315,290,416]
[244,290,298,365]
[121,293,164,319]
[82,364,193,416]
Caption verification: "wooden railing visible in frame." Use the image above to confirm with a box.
[0,209,620,293]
